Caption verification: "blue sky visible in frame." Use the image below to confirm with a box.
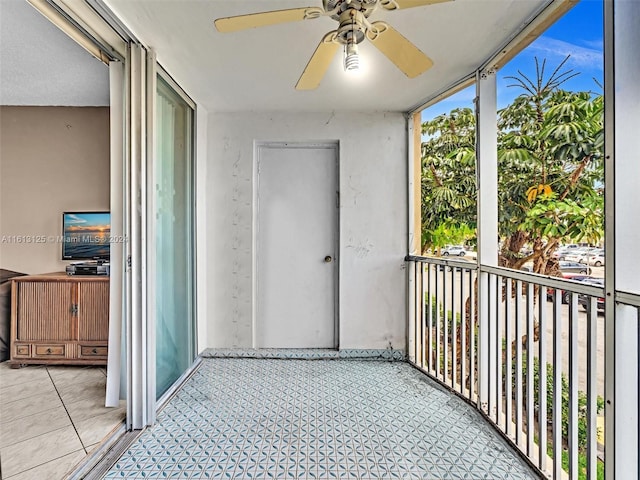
[422,0,603,119]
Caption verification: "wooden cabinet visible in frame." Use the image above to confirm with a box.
[9,274,109,366]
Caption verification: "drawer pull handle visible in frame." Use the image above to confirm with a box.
[92,348,98,354]
[46,348,52,354]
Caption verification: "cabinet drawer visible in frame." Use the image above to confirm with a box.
[80,345,108,358]
[35,344,65,357]
[14,344,30,357]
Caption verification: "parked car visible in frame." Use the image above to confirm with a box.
[564,248,596,263]
[441,245,467,256]
[577,278,605,312]
[586,253,605,267]
[559,261,591,275]
[579,248,602,264]
[546,273,594,303]
[552,248,571,261]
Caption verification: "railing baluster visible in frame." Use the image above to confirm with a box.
[416,263,424,365]
[443,267,449,384]
[460,268,466,395]
[435,269,441,380]
[414,261,420,363]
[526,282,535,457]
[538,285,547,472]
[427,264,433,374]
[487,272,494,421]
[587,297,597,480]
[451,265,458,389]
[552,289,562,480]
[496,275,503,427]
[470,270,476,403]
[515,279,523,448]
[420,264,426,369]
[505,278,513,439]
[569,294,579,479]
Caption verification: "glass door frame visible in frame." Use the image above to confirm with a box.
[145,63,198,417]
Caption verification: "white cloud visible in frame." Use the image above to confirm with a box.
[67,214,87,224]
[582,39,604,50]
[528,37,603,70]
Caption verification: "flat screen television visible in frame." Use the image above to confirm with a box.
[62,211,110,262]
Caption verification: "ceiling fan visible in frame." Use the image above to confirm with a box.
[214,0,452,90]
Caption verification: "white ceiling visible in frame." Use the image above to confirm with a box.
[0,0,109,106]
[105,0,550,113]
[0,0,553,111]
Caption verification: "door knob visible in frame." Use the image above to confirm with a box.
[324,256,333,263]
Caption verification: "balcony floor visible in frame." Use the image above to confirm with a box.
[105,354,540,479]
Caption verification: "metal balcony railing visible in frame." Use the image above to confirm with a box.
[407,255,639,480]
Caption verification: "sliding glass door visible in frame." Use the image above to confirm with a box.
[154,74,195,399]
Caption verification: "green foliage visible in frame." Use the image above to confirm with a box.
[516,354,604,451]
[424,222,476,253]
[521,194,604,245]
[421,57,604,272]
[421,107,477,253]
[555,445,605,480]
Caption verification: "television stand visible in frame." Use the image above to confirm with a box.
[9,274,109,367]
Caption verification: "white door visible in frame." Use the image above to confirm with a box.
[256,143,338,348]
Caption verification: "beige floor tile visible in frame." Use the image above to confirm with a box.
[64,396,122,424]
[0,363,49,389]
[74,408,125,447]
[0,425,84,478]
[0,376,55,404]
[0,405,71,449]
[4,449,86,480]
[56,377,106,405]
[46,366,105,389]
[0,389,63,424]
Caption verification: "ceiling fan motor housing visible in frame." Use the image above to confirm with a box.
[337,10,366,45]
[324,0,380,21]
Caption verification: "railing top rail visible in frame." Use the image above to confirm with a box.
[616,290,640,308]
[405,256,605,297]
[405,255,479,270]
[479,265,605,296]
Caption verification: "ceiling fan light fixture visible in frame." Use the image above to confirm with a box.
[344,41,359,71]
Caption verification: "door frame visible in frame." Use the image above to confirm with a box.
[252,141,340,349]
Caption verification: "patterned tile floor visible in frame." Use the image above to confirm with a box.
[105,358,540,479]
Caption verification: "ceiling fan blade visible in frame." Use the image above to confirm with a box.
[214,7,322,33]
[382,0,452,10]
[296,33,340,90]
[368,22,433,78]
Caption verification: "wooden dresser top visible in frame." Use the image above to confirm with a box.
[12,273,109,282]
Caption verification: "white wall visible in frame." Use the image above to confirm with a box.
[206,112,407,350]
